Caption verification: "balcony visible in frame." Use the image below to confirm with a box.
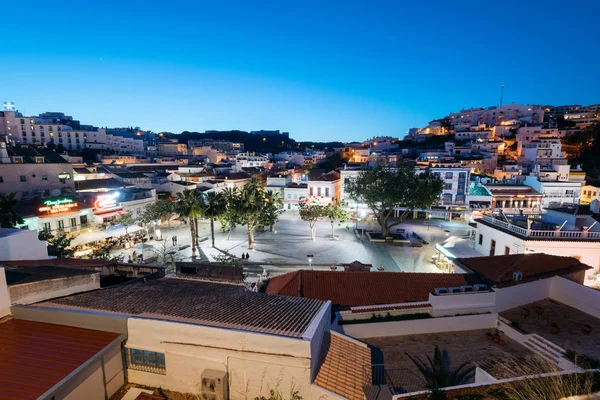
[480,214,600,240]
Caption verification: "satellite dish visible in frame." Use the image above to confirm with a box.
[50,189,61,197]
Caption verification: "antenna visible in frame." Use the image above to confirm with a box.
[499,85,504,106]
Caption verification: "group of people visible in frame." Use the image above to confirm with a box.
[241,252,251,260]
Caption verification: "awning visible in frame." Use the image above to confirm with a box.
[94,210,126,219]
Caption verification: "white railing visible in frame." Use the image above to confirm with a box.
[481,214,600,240]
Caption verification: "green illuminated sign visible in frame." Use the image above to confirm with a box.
[43,198,74,207]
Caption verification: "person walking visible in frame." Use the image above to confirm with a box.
[172,236,176,246]
[174,236,178,245]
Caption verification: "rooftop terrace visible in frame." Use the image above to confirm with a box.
[478,214,600,240]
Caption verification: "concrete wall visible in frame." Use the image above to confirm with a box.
[0,228,49,261]
[340,313,498,339]
[428,291,496,317]
[126,318,319,400]
[305,302,331,381]
[11,305,129,334]
[494,278,551,312]
[9,273,101,305]
[42,338,125,400]
[0,268,11,318]
[550,276,600,319]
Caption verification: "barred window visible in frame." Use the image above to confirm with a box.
[126,348,166,374]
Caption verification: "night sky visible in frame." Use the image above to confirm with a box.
[2,0,599,141]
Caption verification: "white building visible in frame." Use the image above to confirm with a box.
[0,142,75,200]
[307,171,341,205]
[430,166,470,206]
[234,152,269,171]
[475,210,600,285]
[283,183,308,210]
[523,174,581,208]
[0,228,49,261]
[86,128,145,154]
[450,104,545,127]
[516,127,560,156]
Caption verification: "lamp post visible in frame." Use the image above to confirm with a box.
[307,254,313,270]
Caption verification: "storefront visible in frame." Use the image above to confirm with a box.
[16,197,95,233]
[93,191,127,225]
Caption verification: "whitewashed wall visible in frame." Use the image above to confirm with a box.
[550,276,600,319]
[340,313,498,339]
[494,278,551,312]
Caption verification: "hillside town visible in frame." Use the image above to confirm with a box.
[2,100,600,400]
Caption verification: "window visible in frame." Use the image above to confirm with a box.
[0,176,3,183]
[126,348,166,374]
[490,239,496,257]
[287,193,291,199]
[20,175,27,182]
[57,220,65,230]
[324,187,329,197]
[317,187,322,197]
[504,246,510,255]
[444,183,453,190]
[309,187,313,196]
[445,172,453,179]
[70,218,77,227]
[41,174,48,181]
[42,222,51,232]
[478,234,483,245]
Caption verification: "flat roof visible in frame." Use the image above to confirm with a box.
[40,278,326,338]
[0,319,121,399]
[4,266,94,286]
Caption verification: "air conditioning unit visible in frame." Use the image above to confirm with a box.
[473,284,488,292]
[513,271,523,282]
[434,287,448,295]
[201,369,228,400]
[460,285,474,292]
[448,286,462,294]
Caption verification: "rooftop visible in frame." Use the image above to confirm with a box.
[40,278,326,338]
[0,318,121,399]
[4,144,69,164]
[75,178,132,191]
[500,299,600,361]
[266,270,480,308]
[455,254,591,286]
[4,265,94,286]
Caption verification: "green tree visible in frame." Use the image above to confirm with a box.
[114,211,136,236]
[230,178,268,247]
[141,199,175,229]
[406,345,475,391]
[347,162,444,237]
[324,199,350,238]
[298,199,327,240]
[38,229,76,258]
[0,193,24,228]
[259,190,284,232]
[176,190,204,258]
[203,191,227,248]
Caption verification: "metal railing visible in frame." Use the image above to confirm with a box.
[481,214,600,239]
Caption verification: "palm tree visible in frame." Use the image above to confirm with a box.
[203,192,227,248]
[261,190,283,232]
[236,178,267,248]
[406,345,475,391]
[0,193,24,228]
[176,190,203,258]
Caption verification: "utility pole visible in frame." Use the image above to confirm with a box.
[500,84,504,106]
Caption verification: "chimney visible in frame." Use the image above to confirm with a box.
[0,141,11,164]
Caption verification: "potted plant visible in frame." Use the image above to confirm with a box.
[582,324,593,335]
[521,308,530,318]
[551,323,560,335]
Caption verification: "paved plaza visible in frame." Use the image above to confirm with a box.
[100,211,472,279]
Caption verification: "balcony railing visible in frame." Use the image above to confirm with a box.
[481,214,600,239]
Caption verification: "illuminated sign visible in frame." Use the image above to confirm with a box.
[95,192,120,211]
[38,198,78,215]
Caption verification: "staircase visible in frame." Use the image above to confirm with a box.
[521,334,565,365]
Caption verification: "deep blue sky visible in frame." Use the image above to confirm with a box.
[1,1,599,142]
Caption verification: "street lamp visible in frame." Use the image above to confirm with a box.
[307,254,313,270]
[156,229,162,240]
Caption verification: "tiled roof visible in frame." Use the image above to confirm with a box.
[6,144,69,164]
[455,254,591,285]
[314,332,371,400]
[265,270,480,307]
[41,278,326,338]
[0,319,120,399]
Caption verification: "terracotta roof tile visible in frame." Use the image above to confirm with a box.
[314,332,372,400]
[455,254,591,284]
[266,270,479,307]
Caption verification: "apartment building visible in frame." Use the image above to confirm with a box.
[449,104,544,127]
[516,126,560,156]
[86,128,145,154]
[523,174,581,208]
[0,143,75,200]
[234,152,269,171]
